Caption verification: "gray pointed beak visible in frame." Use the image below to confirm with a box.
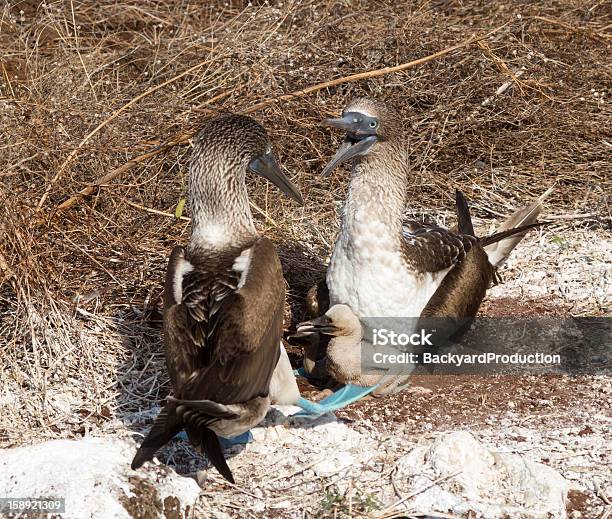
[295,315,338,336]
[321,113,379,177]
[323,116,360,132]
[248,152,304,206]
[321,135,378,177]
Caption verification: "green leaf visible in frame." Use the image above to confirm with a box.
[174,198,186,219]
[550,235,566,247]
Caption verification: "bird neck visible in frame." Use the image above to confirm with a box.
[341,143,408,249]
[188,161,256,251]
[328,325,364,372]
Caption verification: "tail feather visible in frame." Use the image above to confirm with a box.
[201,428,235,484]
[455,190,475,236]
[494,185,554,233]
[132,399,237,484]
[168,396,238,420]
[481,221,548,247]
[131,404,184,470]
[483,186,553,267]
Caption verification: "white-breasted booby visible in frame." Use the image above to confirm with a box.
[131,114,302,483]
[293,98,551,416]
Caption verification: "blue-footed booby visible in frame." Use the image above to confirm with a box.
[131,114,303,483]
[293,98,551,417]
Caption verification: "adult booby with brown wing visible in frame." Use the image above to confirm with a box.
[131,114,303,483]
[293,98,551,417]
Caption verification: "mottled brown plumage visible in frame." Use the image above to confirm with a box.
[164,239,284,405]
[401,219,478,274]
[298,98,549,388]
[132,114,302,483]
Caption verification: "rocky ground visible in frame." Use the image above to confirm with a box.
[1,228,609,519]
[184,227,611,519]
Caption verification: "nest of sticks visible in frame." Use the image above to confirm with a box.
[0,0,609,444]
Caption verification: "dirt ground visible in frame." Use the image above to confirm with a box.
[290,289,611,518]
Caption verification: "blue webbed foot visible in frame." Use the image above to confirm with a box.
[218,430,253,448]
[175,431,188,441]
[292,384,378,419]
[174,430,253,448]
[293,367,307,377]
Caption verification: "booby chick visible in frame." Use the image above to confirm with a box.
[292,304,406,416]
[294,98,550,417]
[131,114,303,483]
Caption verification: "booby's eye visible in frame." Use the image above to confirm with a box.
[265,145,272,155]
[369,120,378,128]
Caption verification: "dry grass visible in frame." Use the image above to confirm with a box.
[0,0,610,446]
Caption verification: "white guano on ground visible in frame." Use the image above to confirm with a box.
[1,229,609,518]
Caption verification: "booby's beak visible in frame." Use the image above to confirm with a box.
[321,112,379,177]
[295,314,339,336]
[249,151,304,205]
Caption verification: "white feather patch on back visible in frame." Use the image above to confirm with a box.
[269,342,299,405]
[232,247,253,289]
[172,258,194,303]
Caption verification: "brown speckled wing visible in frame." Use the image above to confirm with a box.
[181,263,239,352]
[402,220,478,273]
[165,237,283,405]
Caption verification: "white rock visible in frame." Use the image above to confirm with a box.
[0,436,200,519]
[271,500,292,509]
[428,431,497,498]
[314,451,354,476]
[396,431,569,518]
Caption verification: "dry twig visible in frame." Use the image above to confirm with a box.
[39,53,216,210]
[374,471,462,518]
[55,24,507,214]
